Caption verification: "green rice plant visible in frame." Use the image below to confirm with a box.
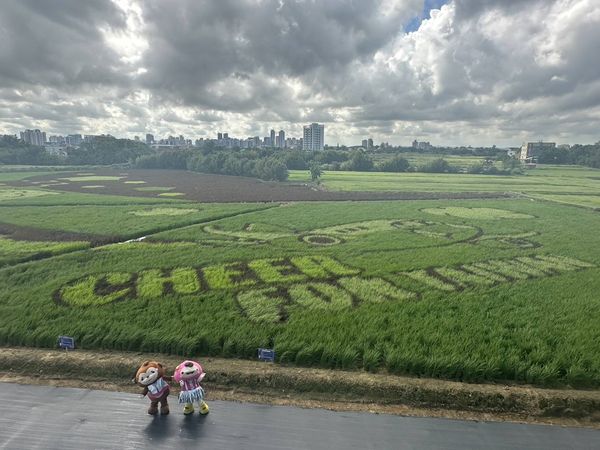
[301,234,342,245]
[248,258,307,284]
[129,208,199,216]
[106,272,131,284]
[412,229,448,239]
[422,207,534,220]
[399,270,458,291]
[203,224,291,241]
[0,237,89,266]
[289,256,331,278]
[0,188,58,201]
[338,276,415,302]
[294,345,323,365]
[288,282,353,311]
[309,256,360,276]
[203,262,258,290]
[312,220,395,236]
[472,261,531,280]
[237,288,284,323]
[137,268,200,298]
[340,346,360,369]
[59,273,135,307]
[460,264,510,283]
[535,254,594,270]
[362,348,382,372]
[436,267,497,287]
[513,257,555,277]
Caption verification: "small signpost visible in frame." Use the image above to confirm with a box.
[257,348,275,362]
[57,336,75,351]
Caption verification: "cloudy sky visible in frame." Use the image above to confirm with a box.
[1,0,599,146]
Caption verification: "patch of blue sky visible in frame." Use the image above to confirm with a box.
[404,0,449,32]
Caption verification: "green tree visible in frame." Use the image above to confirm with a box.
[343,151,374,171]
[419,158,458,173]
[310,162,322,182]
[378,155,409,172]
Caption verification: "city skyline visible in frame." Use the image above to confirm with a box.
[0,1,599,147]
[15,125,594,151]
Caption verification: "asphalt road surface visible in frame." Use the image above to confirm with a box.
[0,383,599,450]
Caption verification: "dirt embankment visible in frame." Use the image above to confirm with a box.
[1,347,599,428]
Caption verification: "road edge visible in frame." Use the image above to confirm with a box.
[1,347,599,427]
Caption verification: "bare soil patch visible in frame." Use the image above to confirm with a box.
[15,169,513,203]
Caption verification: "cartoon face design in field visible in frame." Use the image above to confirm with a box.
[204,219,481,246]
[136,361,164,386]
[173,360,205,383]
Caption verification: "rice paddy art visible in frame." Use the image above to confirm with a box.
[421,207,535,220]
[129,208,199,216]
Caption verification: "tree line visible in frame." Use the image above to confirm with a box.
[3,135,600,181]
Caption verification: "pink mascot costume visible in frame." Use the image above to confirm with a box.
[173,360,209,415]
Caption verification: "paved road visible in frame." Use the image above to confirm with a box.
[0,383,598,450]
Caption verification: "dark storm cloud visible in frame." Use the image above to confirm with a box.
[0,0,129,89]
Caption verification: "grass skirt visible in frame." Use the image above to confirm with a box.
[178,386,204,404]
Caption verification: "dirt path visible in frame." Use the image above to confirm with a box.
[1,347,598,429]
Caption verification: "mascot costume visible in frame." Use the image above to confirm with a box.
[134,361,172,415]
[173,360,209,415]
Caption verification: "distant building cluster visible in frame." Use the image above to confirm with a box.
[14,123,326,155]
[142,123,324,151]
[362,138,374,149]
[15,126,586,159]
[412,139,433,150]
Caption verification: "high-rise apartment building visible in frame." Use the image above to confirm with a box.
[278,130,285,148]
[20,129,46,146]
[66,134,83,147]
[270,129,276,148]
[146,134,154,145]
[302,123,324,151]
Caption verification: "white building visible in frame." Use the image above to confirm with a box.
[302,123,324,151]
[20,129,46,146]
[66,134,83,147]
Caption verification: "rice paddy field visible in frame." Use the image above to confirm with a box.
[370,152,495,169]
[1,165,599,388]
[289,165,600,197]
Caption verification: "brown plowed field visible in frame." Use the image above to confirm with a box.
[16,169,512,203]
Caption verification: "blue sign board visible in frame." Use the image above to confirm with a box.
[57,336,75,350]
[258,348,275,362]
